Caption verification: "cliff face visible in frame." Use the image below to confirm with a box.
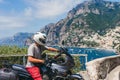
[86,55,120,80]
[41,0,120,53]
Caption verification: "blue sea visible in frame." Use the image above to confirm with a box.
[67,47,117,70]
[68,47,117,61]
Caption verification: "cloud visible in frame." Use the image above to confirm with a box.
[0,0,83,29]
[0,0,84,38]
[24,0,83,19]
[0,16,27,30]
[24,7,33,17]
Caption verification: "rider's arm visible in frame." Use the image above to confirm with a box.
[47,47,59,52]
[28,56,44,63]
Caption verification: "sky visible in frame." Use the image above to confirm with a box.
[0,0,119,39]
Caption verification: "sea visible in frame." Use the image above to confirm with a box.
[67,47,117,70]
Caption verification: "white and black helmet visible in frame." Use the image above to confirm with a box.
[33,32,46,45]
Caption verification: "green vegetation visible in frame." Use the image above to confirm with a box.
[0,46,27,68]
[66,19,73,27]
[82,40,100,47]
[72,56,82,73]
[85,2,120,35]
[0,46,27,55]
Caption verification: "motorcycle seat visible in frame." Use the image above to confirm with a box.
[12,64,28,73]
[12,64,31,77]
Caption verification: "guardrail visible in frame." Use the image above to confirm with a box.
[0,54,27,66]
[0,53,88,69]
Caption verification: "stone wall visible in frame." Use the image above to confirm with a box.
[86,55,120,80]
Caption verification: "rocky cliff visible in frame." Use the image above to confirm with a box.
[41,0,120,53]
[86,55,120,80]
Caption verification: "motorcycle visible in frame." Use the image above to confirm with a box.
[0,47,84,80]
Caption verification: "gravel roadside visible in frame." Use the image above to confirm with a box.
[79,71,90,80]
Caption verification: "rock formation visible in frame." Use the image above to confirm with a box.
[86,55,120,80]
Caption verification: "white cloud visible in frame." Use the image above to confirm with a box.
[0,0,83,28]
[0,0,84,38]
[24,0,83,19]
[0,0,84,30]
[24,7,33,17]
[0,16,27,29]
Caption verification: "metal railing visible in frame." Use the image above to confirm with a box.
[0,54,27,67]
[0,53,88,69]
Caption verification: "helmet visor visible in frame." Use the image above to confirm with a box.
[39,38,46,44]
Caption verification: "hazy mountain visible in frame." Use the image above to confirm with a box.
[0,32,33,47]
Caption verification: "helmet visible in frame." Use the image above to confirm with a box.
[33,32,46,45]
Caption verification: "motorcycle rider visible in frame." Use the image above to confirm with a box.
[25,32,59,80]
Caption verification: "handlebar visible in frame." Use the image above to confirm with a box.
[44,47,74,67]
[54,47,68,59]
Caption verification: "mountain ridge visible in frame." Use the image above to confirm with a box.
[40,0,120,52]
